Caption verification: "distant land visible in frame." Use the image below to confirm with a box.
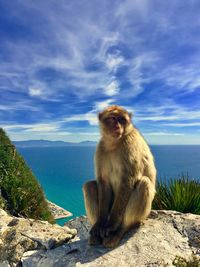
[13,140,200,147]
[13,140,97,147]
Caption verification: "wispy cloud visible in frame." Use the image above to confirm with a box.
[63,113,98,126]
[62,99,116,125]
[144,132,184,136]
[104,80,120,96]
[106,53,124,72]
[29,87,43,97]
[0,0,200,143]
[2,123,60,132]
[163,122,200,127]
[158,63,200,93]
[94,99,115,111]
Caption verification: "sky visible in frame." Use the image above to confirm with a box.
[0,0,200,144]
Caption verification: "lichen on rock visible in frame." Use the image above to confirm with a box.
[0,209,77,266]
[1,209,200,267]
[21,210,200,267]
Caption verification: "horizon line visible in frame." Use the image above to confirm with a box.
[13,140,200,146]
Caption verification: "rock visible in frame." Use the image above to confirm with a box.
[1,209,199,266]
[0,209,77,266]
[0,261,10,267]
[47,201,72,219]
[21,210,200,267]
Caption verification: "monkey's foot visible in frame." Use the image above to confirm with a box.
[102,230,125,248]
[88,234,102,246]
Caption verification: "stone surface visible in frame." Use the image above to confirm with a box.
[21,210,200,267]
[47,201,72,219]
[0,209,77,266]
[1,209,200,266]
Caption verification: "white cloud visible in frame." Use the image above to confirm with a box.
[159,63,200,93]
[1,0,200,144]
[94,99,115,111]
[134,103,200,123]
[29,87,43,97]
[24,124,58,132]
[2,123,59,132]
[119,52,160,98]
[0,101,40,112]
[116,0,149,18]
[145,134,200,145]
[0,14,120,101]
[63,112,98,126]
[104,80,119,96]
[0,104,11,111]
[137,115,179,122]
[78,132,99,136]
[97,33,120,62]
[63,99,117,126]
[144,132,184,136]
[163,122,200,127]
[106,54,124,71]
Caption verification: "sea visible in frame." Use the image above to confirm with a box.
[18,145,200,225]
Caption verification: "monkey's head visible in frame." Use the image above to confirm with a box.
[98,105,132,139]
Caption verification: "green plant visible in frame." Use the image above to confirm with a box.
[153,175,200,214]
[173,255,200,267]
[0,128,54,223]
[0,195,6,209]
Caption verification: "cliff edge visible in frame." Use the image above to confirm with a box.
[0,209,200,267]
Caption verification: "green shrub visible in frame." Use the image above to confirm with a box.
[153,175,200,214]
[173,255,200,267]
[0,128,54,223]
[0,195,6,209]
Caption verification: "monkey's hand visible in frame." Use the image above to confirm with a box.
[90,220,106,237]
[101,218,121,238]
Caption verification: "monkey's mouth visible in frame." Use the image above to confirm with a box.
[112,128,122,137]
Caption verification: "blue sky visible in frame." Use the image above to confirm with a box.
[0,0,200,144]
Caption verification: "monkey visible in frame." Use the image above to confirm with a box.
[82,105,156,248]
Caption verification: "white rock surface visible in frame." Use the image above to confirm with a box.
[0,209,77,266]
[21,211,200,267]
[47,200,72,219]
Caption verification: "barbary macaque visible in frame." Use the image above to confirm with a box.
[83,105,156,248]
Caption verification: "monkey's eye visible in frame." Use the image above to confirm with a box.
[104,117,116,125]
[117,116,127,125]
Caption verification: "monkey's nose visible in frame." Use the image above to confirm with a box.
[115,123,121,129]
[113,125,120,132]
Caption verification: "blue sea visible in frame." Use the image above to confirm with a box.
[18,145,200,225]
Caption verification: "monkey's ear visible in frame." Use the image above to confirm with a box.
[98,112,103,121]
[128,112,133,119]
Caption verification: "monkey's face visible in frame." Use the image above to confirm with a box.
[98,106,132,139]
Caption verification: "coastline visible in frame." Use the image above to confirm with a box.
[47,200,72,219]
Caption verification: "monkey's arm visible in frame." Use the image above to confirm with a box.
[107,181,132,228]
[90,144,112,237]
[98,178,112,222]
[103,173,139,237]
[90,177,112,237]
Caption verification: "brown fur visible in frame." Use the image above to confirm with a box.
[83,105,156,248]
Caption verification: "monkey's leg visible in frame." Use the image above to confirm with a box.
[123,176,155,230]
[82,180,102,245]
[103,226,126,248]
[83,180,99,225]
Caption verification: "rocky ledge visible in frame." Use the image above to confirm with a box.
[47,201,72,219]
[0,209,200,267]
[0,209,77,267]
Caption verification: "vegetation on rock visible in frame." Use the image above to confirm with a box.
[0,128,54,223]
[153,175,200,215]
[173,255,200,267]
